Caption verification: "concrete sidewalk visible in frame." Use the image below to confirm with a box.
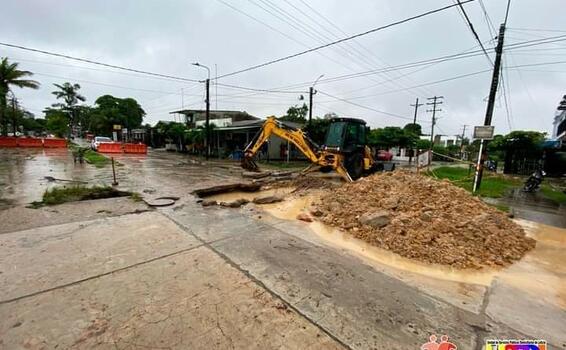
[0,211,343,349]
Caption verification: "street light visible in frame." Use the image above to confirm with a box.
[308,74,324,126]
[191,62,211,160]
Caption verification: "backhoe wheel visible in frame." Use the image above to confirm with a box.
[346,153,363,180]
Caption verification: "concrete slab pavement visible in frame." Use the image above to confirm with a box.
[0,211,344,349]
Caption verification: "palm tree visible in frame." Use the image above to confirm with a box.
[0,57,40,136]
[52,82,86,136]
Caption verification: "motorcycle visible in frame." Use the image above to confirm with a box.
[523,168,546,193]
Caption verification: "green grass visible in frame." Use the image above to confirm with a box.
[541,184,566,204]
[427,166,521,198]
[29,185,132,208]
[83,150,110,168]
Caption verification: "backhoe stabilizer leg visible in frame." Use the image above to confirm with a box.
[335,165,353,182]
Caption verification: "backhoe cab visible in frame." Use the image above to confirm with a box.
[322,117,371,180]
[242,116,379,182]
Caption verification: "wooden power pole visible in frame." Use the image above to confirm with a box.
[426,96,444,165]
[473,23,506,193]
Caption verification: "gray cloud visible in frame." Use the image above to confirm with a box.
[1,0,565,138]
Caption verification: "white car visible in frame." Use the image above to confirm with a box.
[91,136,113,151]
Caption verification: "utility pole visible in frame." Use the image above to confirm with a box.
[409,98,423,164]
[426,96,444,165]
[473,23,506,193]
[205,78,210,160]
[308,87,314,126]
[460,124,468,159]
[191,62,211,160]
[308,74,324,127]
[11,96,17,136]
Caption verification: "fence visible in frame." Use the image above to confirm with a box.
[0,137,68,148]
[123,143,147,154]
[97,142,123,153]
[43,138,67,148]
[0,136,17,147]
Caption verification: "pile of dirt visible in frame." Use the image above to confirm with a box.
[314,171,536,269]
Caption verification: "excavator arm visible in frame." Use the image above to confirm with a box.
[242,116,353,182]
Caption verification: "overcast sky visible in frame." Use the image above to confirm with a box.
[1,0,565,138]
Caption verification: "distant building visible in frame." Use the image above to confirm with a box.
[169,109,259,128]
[167,109,305,160]
[552,95,566,141]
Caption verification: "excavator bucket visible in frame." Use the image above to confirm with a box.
[241,157,260,172]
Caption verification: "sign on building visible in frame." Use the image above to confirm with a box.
[473,126,495,140]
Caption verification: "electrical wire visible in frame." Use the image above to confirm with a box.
[216,0,477,79]
[0,42,200,83]
[454,0,493,66]
[317,90,413,121]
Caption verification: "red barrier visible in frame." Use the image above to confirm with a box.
[123,143,147,154]
[43,138,67,148]
[16,137,43,147]
[98,142,122,153]
[0,136,17,147]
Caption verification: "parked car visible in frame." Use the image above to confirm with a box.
[376,150,393,161]
[91,136,113,151]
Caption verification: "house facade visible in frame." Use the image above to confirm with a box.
[552,95,566,141]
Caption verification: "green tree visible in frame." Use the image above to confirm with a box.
[90,95,145,135]
[45,109,69,137]
[52,82,86,135]
[368,127,411,149]
[280,103,308,124]
[304,117,330,145]
[415,139,432,150]
[403,123,422,137]
[0,57,40,135]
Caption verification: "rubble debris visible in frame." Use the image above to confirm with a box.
[242,171,272,179]
[201,199,218,207]
[192,183,261,198]
[253,195,284,204]
[220,198,249,208]
[359,210,390,228]
[314,170,536,269]
[296,212,313,222]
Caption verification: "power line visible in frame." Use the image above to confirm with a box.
[454,0,493,66]
[216,0,477,79]
[318,69,491,102]
[215,0,364,75]
[214,82,306,94]
[0,42,200,83]
[247,0,427,99]
[284,0,438,98]
[477,0,497,37]
[507,27,566,33]
[503,0,511,26]
[317,90,414,121]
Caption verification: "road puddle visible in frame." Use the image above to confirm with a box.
[204,187,294,203]
[499,220,566,309]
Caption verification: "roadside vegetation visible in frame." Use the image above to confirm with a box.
[427,166,566,205]
[426,166,521,198]
[29,185,133,208]
[83,149,109,167]
[541,184,566,204]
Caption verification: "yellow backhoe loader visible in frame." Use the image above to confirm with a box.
[242,116,391,182]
